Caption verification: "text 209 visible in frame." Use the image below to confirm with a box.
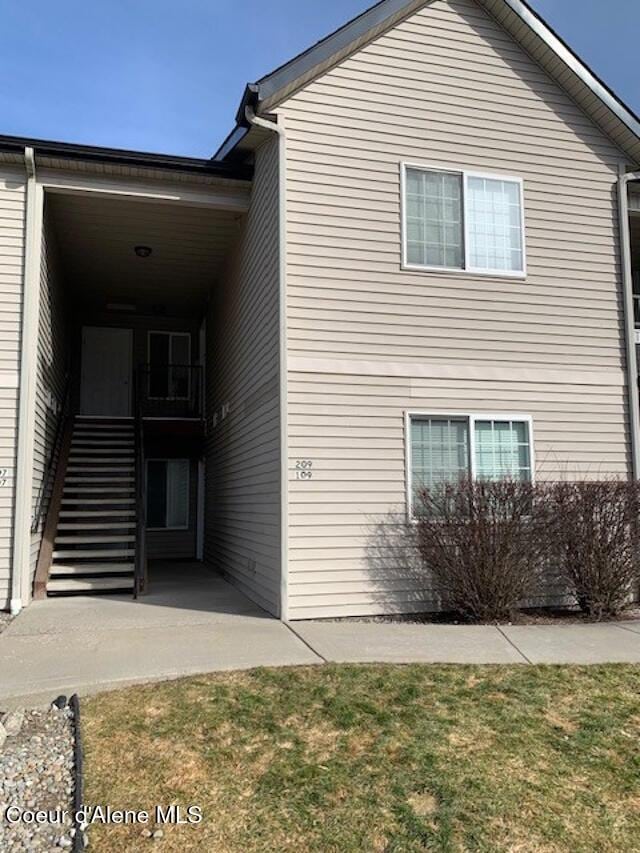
[295,460,313,480]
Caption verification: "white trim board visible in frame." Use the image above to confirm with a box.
[288,357,626,388]
[38,170,250,212]
[11,149,43,611]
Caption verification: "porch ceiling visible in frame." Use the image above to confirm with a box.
[47,191,243,316]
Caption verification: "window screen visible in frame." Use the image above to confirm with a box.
[146,459,190,529]
[166,460,189,528]
[146,460,168,527]
[474,420,531,481]
[148,333,170,398]
[148,332,191,399]
[405,169,463,269]
[410,417,470,501]
[466,176,523,273]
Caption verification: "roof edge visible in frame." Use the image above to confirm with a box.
[214,0,640,163]
[213,0,424,160]
[500,0,640,139]
[256,0,424,103]
[0,133,253,180]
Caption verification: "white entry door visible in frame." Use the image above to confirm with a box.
[80,327,133,416]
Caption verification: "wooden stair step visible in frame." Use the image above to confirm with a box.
[58,516,136,530]
[50,562,135,576]
[60,497,135,505]
[59,509,136,518]
[67,466,134,474]
[73,423,134,430]
[66,474,134,481]
[69,452,135,458]
[73,434,133,441]
[71,440,134,447]
[55,534,135,544]
[65,481,133,495]
[47,576,135,594]
[70,450,134,454]
[53,548,135,559]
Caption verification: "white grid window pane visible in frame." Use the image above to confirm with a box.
[474,420,531,481]
[405,169,463,268]
[411,417,470,502]
[466,177,523,273]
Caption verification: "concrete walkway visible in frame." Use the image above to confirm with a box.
[1,565,640,707]
[0,565,320,708]
[292,620,640,665]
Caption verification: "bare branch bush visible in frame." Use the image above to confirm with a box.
[547,479,640,619]
[415,478,550,622]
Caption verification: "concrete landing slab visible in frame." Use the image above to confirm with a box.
[0,564,321,707]
[6,573,264,637]
[290,622,526,664]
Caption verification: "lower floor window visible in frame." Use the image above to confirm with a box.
[408,413,533,516]
[146,459,190,529]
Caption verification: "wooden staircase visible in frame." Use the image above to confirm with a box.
[45,416,137,595]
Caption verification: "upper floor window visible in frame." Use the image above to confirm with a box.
[401,164,526,277]
[148,331,191,400]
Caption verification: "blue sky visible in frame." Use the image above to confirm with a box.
[0,0,636,158]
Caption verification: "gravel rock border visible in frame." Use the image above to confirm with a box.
[0,611,13,635]
[0,698,79,852]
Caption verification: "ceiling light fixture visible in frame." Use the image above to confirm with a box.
[107,302,136,313]
[134,245,152,258]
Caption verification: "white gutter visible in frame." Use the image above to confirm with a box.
[10,148,44,614]
[618,168,640,479]
[244,106,290,621]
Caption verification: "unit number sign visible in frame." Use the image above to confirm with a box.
[294,460,313,480]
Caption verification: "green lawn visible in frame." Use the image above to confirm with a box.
[83,665,640,852]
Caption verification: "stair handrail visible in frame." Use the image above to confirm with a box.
[33,408,74,600]
[134,369,147,597]
[31,374,71,535]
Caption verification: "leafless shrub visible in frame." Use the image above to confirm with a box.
[547,480,640,619]
[415,478,550,622]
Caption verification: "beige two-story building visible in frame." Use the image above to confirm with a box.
[2,0,640,619]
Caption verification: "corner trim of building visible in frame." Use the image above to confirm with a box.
[618,164,640,479]
[278,117,289,622]
[11,147,44,609]
[243,108,290,621]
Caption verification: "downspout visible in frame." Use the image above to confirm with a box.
[244,105,290,621]
[618,168,640,479]
[11,148,43,614]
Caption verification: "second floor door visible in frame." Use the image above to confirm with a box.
[80,326,133,417]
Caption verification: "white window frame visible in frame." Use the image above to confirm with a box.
[146,457,190,531]
[400,162,527,279]
[404,411,535,520]
[147,331,192,401]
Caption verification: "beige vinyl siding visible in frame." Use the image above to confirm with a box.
[0,168,26,609]
[287,368,629,618]
[30,202,68,583]
[204,138,281,615]
[277,0,630,618]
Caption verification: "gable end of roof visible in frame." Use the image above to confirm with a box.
[214,0,640,165]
